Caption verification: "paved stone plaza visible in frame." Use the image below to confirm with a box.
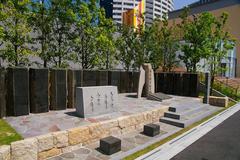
[5,93,164,138]
[5,94,219,138]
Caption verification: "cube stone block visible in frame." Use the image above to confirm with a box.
[143,124,160,137]
[100,136,121,155]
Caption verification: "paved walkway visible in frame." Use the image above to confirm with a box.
[137,103,240,160]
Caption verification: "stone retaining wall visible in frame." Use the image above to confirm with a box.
[0,106,168,160]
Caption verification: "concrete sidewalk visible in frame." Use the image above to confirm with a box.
[137,103,240,160]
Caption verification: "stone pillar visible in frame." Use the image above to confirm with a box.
[203,72,211,104]
[0,69,6,118]
[50,69,67,110]
[6,68,29,116]
[142,63,155,97]
[29,68,49,113]
[67,70,82,108]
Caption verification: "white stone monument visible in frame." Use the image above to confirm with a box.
[76,86,118,118]
[137,63,155,98]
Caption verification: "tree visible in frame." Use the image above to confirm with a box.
[95,7,116,70]
[148,16,179,71]
[30,0,52,67]
[1,0,32,66]
[207,12,235,88]
[116,25,136,71]
[179,9,215,72]
[48,0,75,68]
[71,0,100,69]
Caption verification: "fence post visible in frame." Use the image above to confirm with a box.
[203,72,211,104]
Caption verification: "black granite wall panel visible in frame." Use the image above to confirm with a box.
[82,70,97,86]
[67,70,82,108]
[0,69,6,118]
[97,71,108,86]
[189,73,199,97]
[173,73,183,95]
[108,71,121,92]
[50,69,67,110]
[120,71,131,93]
[29,68,49,113]
[6,68,29,116]
[132,71,140,92]
[155,72,199,97]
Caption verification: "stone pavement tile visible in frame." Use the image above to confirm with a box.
[85,155,101,160]
[95,154,110,160]
[48,156,64,160]
[60,152,75,159]
[135,135,152,145]
[73,148,91,155]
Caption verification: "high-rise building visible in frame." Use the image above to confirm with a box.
[100,0,174,25]
[145,0,174,25]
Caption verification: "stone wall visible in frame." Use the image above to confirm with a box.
[0,106,168,160]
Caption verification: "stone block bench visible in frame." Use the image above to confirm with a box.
[100,136,121,155]
[143,124,160,137]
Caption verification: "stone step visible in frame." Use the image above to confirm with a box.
[168,105,190,113]
[160,108,217,128]
[165,107,209,120]
[160,117,185,128]
[164,112,181,120]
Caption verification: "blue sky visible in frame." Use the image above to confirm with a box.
[174,0,199,10]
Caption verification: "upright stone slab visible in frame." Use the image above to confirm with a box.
[50,69,67,110]
[120,71,131,93]
[76,86,118,118]
[6,68,29,116]
[156,73,165,93]
[83,70,97,86]
[137,66,145,98]
[97,71,108,86]
[67,70,82,108]
[142,63,155,96]
[165,73,174,94]
[173,73,183,95]
[132,71,140,93]
[189,73,199,97]
[182,73,191,96]
[0,69,6,118]
[29,68,49,113]
[108,71,121,92]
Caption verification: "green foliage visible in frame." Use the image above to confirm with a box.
[213,81,240,101]
[47,0,76,68]
[179,9,216,72]
[207,13,235,87]
[150,16,179,71]
[116,25,136,71]
[1,0,32,66]
[29,0,52,67]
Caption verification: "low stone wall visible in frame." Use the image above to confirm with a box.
[209,96,229,107]
[0,106,168,160]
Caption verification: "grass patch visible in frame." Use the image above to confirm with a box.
[124,102,236,160]
[0,119,22,146]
